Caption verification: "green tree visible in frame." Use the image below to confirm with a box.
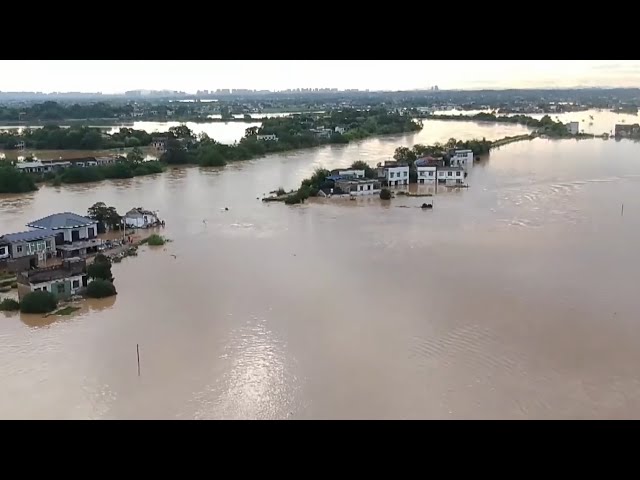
[393,146,416,164]
[127,147,144,164]
[350,160,377,179]
[88,255,114,282]
[86,279,117,298]
[20,291,58,314]
[0,166,38,193]
[380,188,392,200]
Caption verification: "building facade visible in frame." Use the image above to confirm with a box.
[17,257,88,300]
[565,122,580,135]
[335,178,382,196]
[437,167,465,185]
[26,212,101,258]
[124,208,160,228]
[257,134,278,141]
[378,162,409,187]
[449,149,475,169]
[416,165,436,184]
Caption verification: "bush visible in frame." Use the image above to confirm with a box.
[20,291,58,314]
[88,256,114,282]
[146,234,165,246]
[380,188,392,200]
[0,166,38,193]
[276,187,286,196]
[86,279,117,298]
[0,298,20,311]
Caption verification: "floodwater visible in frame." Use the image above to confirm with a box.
[2,117,640,419]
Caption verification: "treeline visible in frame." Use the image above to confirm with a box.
[159,110,421,167]
[0,165,38,193]
[56,161,164,184]
[427,112,570,133]
[0,101,131,121]
[0,125,153,150]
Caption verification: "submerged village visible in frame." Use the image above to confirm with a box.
[0,206,166,315]
[1,103,638,315]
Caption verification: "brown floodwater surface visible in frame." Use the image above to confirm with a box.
[1,118,640,419]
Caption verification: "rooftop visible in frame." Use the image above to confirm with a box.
[439,166,465,171]
[19,258,86,285]
[15,161,44,169]
[126,208,156,216]
[454,149,473,154]
[27,212,97,231]
[0,230,55,243]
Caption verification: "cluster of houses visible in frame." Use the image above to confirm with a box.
[319,149,474,197]
[256,125,347,143]
[15,156,121,174]
[0,208,161,301]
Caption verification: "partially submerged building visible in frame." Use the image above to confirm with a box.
[16,257,88,300]
[124,208,160,228]
[335,178,381,196]
[27,212,101,258]
[377,161,409,187]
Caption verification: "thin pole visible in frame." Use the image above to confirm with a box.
[621,203,624,216]
[137,344,140,376]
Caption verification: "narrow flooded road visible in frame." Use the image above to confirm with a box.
[2,118,640,419]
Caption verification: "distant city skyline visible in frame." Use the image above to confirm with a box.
[1,60,639,94]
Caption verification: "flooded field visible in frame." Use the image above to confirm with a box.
[1,117,640,419]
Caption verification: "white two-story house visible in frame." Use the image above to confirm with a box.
[437,166,465,185]
[416,165,437,184]
[449,149,474,170]
[378,162,409,187]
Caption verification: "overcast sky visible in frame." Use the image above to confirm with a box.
[1,60,639,93]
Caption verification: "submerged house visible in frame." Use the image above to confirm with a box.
[16,257,88,300]
[26,212,100,258]
[124,208,160,228]
[437,166,465,185]
[335,178,381,196]
[377,161,409,187]
[449,149,475,169]
[0,230,56,266]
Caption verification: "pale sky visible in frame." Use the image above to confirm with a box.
[1,60,639,93]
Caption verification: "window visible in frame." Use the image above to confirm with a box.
[34,287,41,291]
[448,172,452,177]
[403,171,407,177]
[42,286,47,292]
[428,171,433,177]
[73,280,80,289]
[16,245,23,254]
[57,283,65,294]
[0,247,6,255]
[367,184,371,190]
[456,172,461,177]
[390,172,394,178]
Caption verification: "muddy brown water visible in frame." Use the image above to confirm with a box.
[2,118,640,419]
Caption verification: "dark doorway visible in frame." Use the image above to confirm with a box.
[87,227,96,239]
[55,232,64,245]
[71,230,80,242]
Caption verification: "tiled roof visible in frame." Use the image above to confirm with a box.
[0,230,54,243]
[26,212,96,230]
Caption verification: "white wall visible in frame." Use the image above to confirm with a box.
[386,167,409,185]
[451,151,474,169]
[417,166,436,183]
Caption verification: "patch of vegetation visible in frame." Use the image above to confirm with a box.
[146,234,166,246]
[0,166,38,193]
[86,279,117,298]
[0,278,15,288]
[54,306,81,316]
[20,291,58,314]
[0,298,20,311]
[88,254,114,282]
[380,188,392,200]
[0,286,11,293]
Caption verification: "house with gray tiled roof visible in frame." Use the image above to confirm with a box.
[26,212,101,259]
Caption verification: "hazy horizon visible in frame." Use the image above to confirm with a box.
[0,60,639,94]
